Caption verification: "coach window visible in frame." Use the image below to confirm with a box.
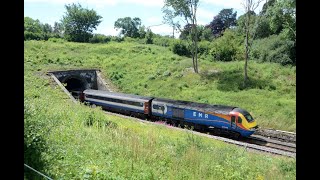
[238,117,242,124]
[153,104,159,109]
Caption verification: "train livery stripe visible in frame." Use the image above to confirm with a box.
[205,112,231,121]
[85,99,145,113]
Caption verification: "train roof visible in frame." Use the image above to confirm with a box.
[153,98,236,115]
[83,89,153,101]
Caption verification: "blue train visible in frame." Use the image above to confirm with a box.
[81,89,258,137]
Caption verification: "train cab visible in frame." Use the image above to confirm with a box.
[230,108,258,137]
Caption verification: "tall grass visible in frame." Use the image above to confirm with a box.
[24,67,295,179]
[24,40,295,132]
[25,40,295,179]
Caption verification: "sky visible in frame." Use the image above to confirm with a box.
[24,0,264,37]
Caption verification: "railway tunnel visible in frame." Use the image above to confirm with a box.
[48,69,109,100]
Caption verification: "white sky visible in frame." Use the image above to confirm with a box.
[24,0,264,37]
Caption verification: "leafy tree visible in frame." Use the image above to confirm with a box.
[200,27,214,41]
[138,25,147,38]
[53,22,64,38]
[163,0,200,73]
[24,17,50,40]
[61,3,102,42]
[24,17,42,33]
[207,8,237,37]
[241,0,264,87]
[179,24,205,41]
[114,17,142,38]
[145,28,154,44]
[41,23,53,40]
[266,0,295,40]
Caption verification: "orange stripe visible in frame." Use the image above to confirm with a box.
[205,112,231,121]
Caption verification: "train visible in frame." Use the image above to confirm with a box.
[80,89,258,138]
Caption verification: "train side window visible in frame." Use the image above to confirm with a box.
[153,104,159,109]
[231,116,236,123]
[238,117,242,123]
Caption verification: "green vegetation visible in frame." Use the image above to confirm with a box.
[25,40,295,179]
[24,0,296,178]
[25,40,295,131]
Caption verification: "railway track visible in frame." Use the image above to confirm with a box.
[254,128,296,144]
[242,135,296,154]
[50,73,296,158]
[101,109,296,158]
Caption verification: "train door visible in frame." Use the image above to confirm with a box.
[144,101,151,115]
[231,116,237,129]
[172,108,184,120]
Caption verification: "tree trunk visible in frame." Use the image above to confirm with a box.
[244,12,250,87]
[194,29,198,73]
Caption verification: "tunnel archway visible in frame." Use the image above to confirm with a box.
[62,76,88,93]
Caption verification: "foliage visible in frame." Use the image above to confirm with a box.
[114,17,142,38]
[172,40,190,56]
[89,34,111,43]
[24,40,296,179]
[207,8,237,37]
[53,22,64,38]
[145,29,154,44]
[24,17,54,41]
[153,35,176,47]
[200,27,214,41]
[61,3,102,42]
[250,34,295,65]
[163,0,200,73]
[209,29,243,61]
[24,40,296,132]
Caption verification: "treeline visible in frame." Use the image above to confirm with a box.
[24,0,295,66]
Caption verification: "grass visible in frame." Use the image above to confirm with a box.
[24,40,295,179]
[24,40,296,132]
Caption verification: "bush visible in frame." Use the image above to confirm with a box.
[48,37,66,43]
[172,41,190,57]
[89,34,111,43]
[24,31,43,41]
[197,41,211,56]
[110,36,124,42]
[209,29,243,61]
[153,36,175,47]
[250,34,295,65]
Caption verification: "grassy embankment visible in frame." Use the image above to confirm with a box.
[24,40,296,179]
[25,40,296,132]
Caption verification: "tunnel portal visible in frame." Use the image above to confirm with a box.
[48,69,109,100]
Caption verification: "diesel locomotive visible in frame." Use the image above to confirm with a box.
[81,89,258,138]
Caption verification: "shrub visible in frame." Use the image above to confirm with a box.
[110,36,124,42]
[250,34,295,65]
[24,31,43,41]
[48,37,66,43]
[172,41,190,57]
[153,36,175,47]
[209,29,243,61]
[89,34,111,43]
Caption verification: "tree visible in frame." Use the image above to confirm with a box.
[242,0,263,87]
[24,17,45,40]
[61,3,102,42]
[145,28,154,44]
[41,23,53,40]
[24,17,42,33]
[162,0,200,73]
[53,22,64,38]
[207,8,237,37]
[114,17,142,38]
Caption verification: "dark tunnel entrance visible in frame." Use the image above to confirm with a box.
[63,77,88,98]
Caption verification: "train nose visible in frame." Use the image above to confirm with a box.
[249,125,259,131]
